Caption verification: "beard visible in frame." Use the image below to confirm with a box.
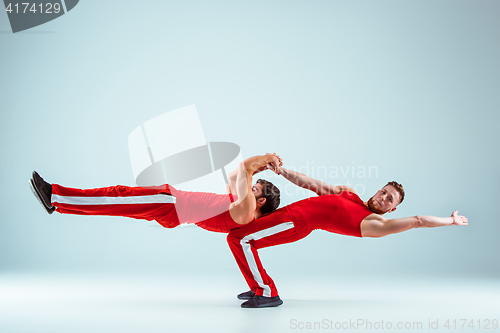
[367,197,388,215]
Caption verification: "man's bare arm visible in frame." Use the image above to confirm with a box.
[419,211,469,227]
[279,167,354,196]
[361,210,468,238]
[226,168,238,195]
[227,154,280,195]
[229,154,280,225]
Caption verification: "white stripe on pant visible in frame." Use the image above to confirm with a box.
[51,194,176,205]
[239,222,294,297]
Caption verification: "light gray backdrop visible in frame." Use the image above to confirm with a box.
[1,0,498,280]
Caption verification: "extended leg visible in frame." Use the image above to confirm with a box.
[29,170,181,228]
[51,183,180,227]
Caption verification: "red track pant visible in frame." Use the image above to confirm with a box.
[226,207,312,297]
[51,183,180,228]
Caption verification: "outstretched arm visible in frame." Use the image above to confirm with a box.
[229,154,280,225]
[279,167,354,196]
[361,210,468,238]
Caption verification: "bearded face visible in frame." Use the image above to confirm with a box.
[367,196,389,214]
[366,186,401,215]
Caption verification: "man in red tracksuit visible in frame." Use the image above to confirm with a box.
[227,166,469,308]
[30,154,282,233]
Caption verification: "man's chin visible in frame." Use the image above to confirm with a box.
[367,198,385,215]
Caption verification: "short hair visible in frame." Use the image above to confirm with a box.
[256,179,280,214]
[386,181,405,204]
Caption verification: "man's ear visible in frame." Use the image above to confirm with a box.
[257,197,266,207]
[389,206,397,213]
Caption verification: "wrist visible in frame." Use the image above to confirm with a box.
[264,155,275,165]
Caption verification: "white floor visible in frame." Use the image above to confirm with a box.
[1,274,499,333]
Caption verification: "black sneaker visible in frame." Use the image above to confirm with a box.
[237,290,255,300]
[241,295,283,308]
[30,171,54,214]
[30,179,55,214]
